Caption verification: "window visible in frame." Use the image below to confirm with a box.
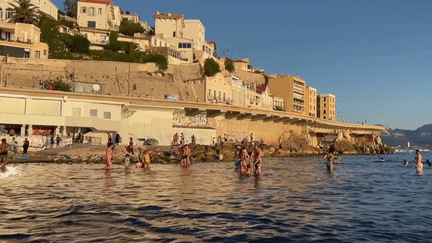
[98,8,102,15]
[82,7,86,13]
[72,108,81,117]
[103,112,111,119]
[223,93,226,101]
[219,91,221,100]
[323,110,326,114]
[173,31,176,37]
[6,9,14,19]
[324,97,326,102]
[43,50,47,56]
[178,43,191,48]
[324,116,326,119]
[214,90,216,98]
[90,109,98,117]
[35,51,40,59]
[0,8,3,19]
[324,103,326,107]
[89,7,94,16]
[88,21,96,28]
[208,89,211,96]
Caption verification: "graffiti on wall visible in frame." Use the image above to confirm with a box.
[173,110,209,127]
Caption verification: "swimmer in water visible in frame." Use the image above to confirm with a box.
[0,138,8,167]
[415,149,423,173]
[380,157,385,162]
[426,159,431,167]
[239,148,250,174]
[251,145,263,176]
[404,159,408,166]
[104,143,114,170]
[234,146,242,170]
[124,154,131,169]
[323,148,335,170]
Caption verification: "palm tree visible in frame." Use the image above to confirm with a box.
[8,0,39,24]
[123,42,139,55]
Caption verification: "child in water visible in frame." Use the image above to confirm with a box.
[124,154,131,169]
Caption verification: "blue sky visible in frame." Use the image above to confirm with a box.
[51,0,432,130]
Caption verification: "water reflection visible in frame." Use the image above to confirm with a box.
[0,153,431,242]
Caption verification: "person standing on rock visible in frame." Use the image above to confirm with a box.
[104,143,114,170]
[415,149,423,174]
[180,145,191,168]
[180,133,185,145]
[23,138,29,155]
[56,135,62,148]
[115,133,120,145]
[129,138,134,155]
[173,133,179,146]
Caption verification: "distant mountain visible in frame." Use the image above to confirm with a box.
[381,124,432,147]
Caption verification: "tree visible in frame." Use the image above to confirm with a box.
[105,31,123,52]
[125,10,130,14]
[204,58,220,77]
[122,42,139,55]
[65,35,90,54]
[224,58,235,73]
[62,0,78,18]
[8,0,39,24]
[119,19,145,36]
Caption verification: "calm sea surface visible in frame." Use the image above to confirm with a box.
[1,153,432,242]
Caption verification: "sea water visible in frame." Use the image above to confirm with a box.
[0,153,431,242]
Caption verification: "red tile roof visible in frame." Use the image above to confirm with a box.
[152,13,183,19]
[256,85,267,92]
[80,0,112,5]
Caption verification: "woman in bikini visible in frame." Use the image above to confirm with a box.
[104,143,114,170]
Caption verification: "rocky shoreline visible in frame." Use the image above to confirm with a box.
[7,135,394,165]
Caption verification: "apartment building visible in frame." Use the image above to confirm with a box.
[317,94,336,121]
[121,13,152,33]
[0,0,58,21]
[268,75,306,114]
[0,22,48,59]
[153,12,216,64]
[77,0,121,47]
[305,87,317,117]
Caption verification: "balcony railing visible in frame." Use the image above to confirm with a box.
[0,38,34,45]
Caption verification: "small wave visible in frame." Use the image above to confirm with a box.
[0,166,17,179]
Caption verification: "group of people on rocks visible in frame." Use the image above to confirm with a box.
[234,145,263,176]
[104,137,156,170]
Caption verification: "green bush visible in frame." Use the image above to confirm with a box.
[119,19,145,36]
[204,58,220,77]
[65,35,90,53]
[224,58,235,73]
[46,80,72,92]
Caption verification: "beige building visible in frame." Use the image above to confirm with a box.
[268,75,306,114]
[190,72,232,104]
[77,0,121,31]
[121,13,152,33]
[305,86,317,117]
[317,94,336,121]
[0,22,48,59]
[153,12,216,64]
[233,58,250,71]
[0,0,58,21]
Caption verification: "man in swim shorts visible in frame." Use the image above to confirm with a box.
[251,145,263,175]
[0,138,8,167]
[415,149,423,173]
[180,145,191,167]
